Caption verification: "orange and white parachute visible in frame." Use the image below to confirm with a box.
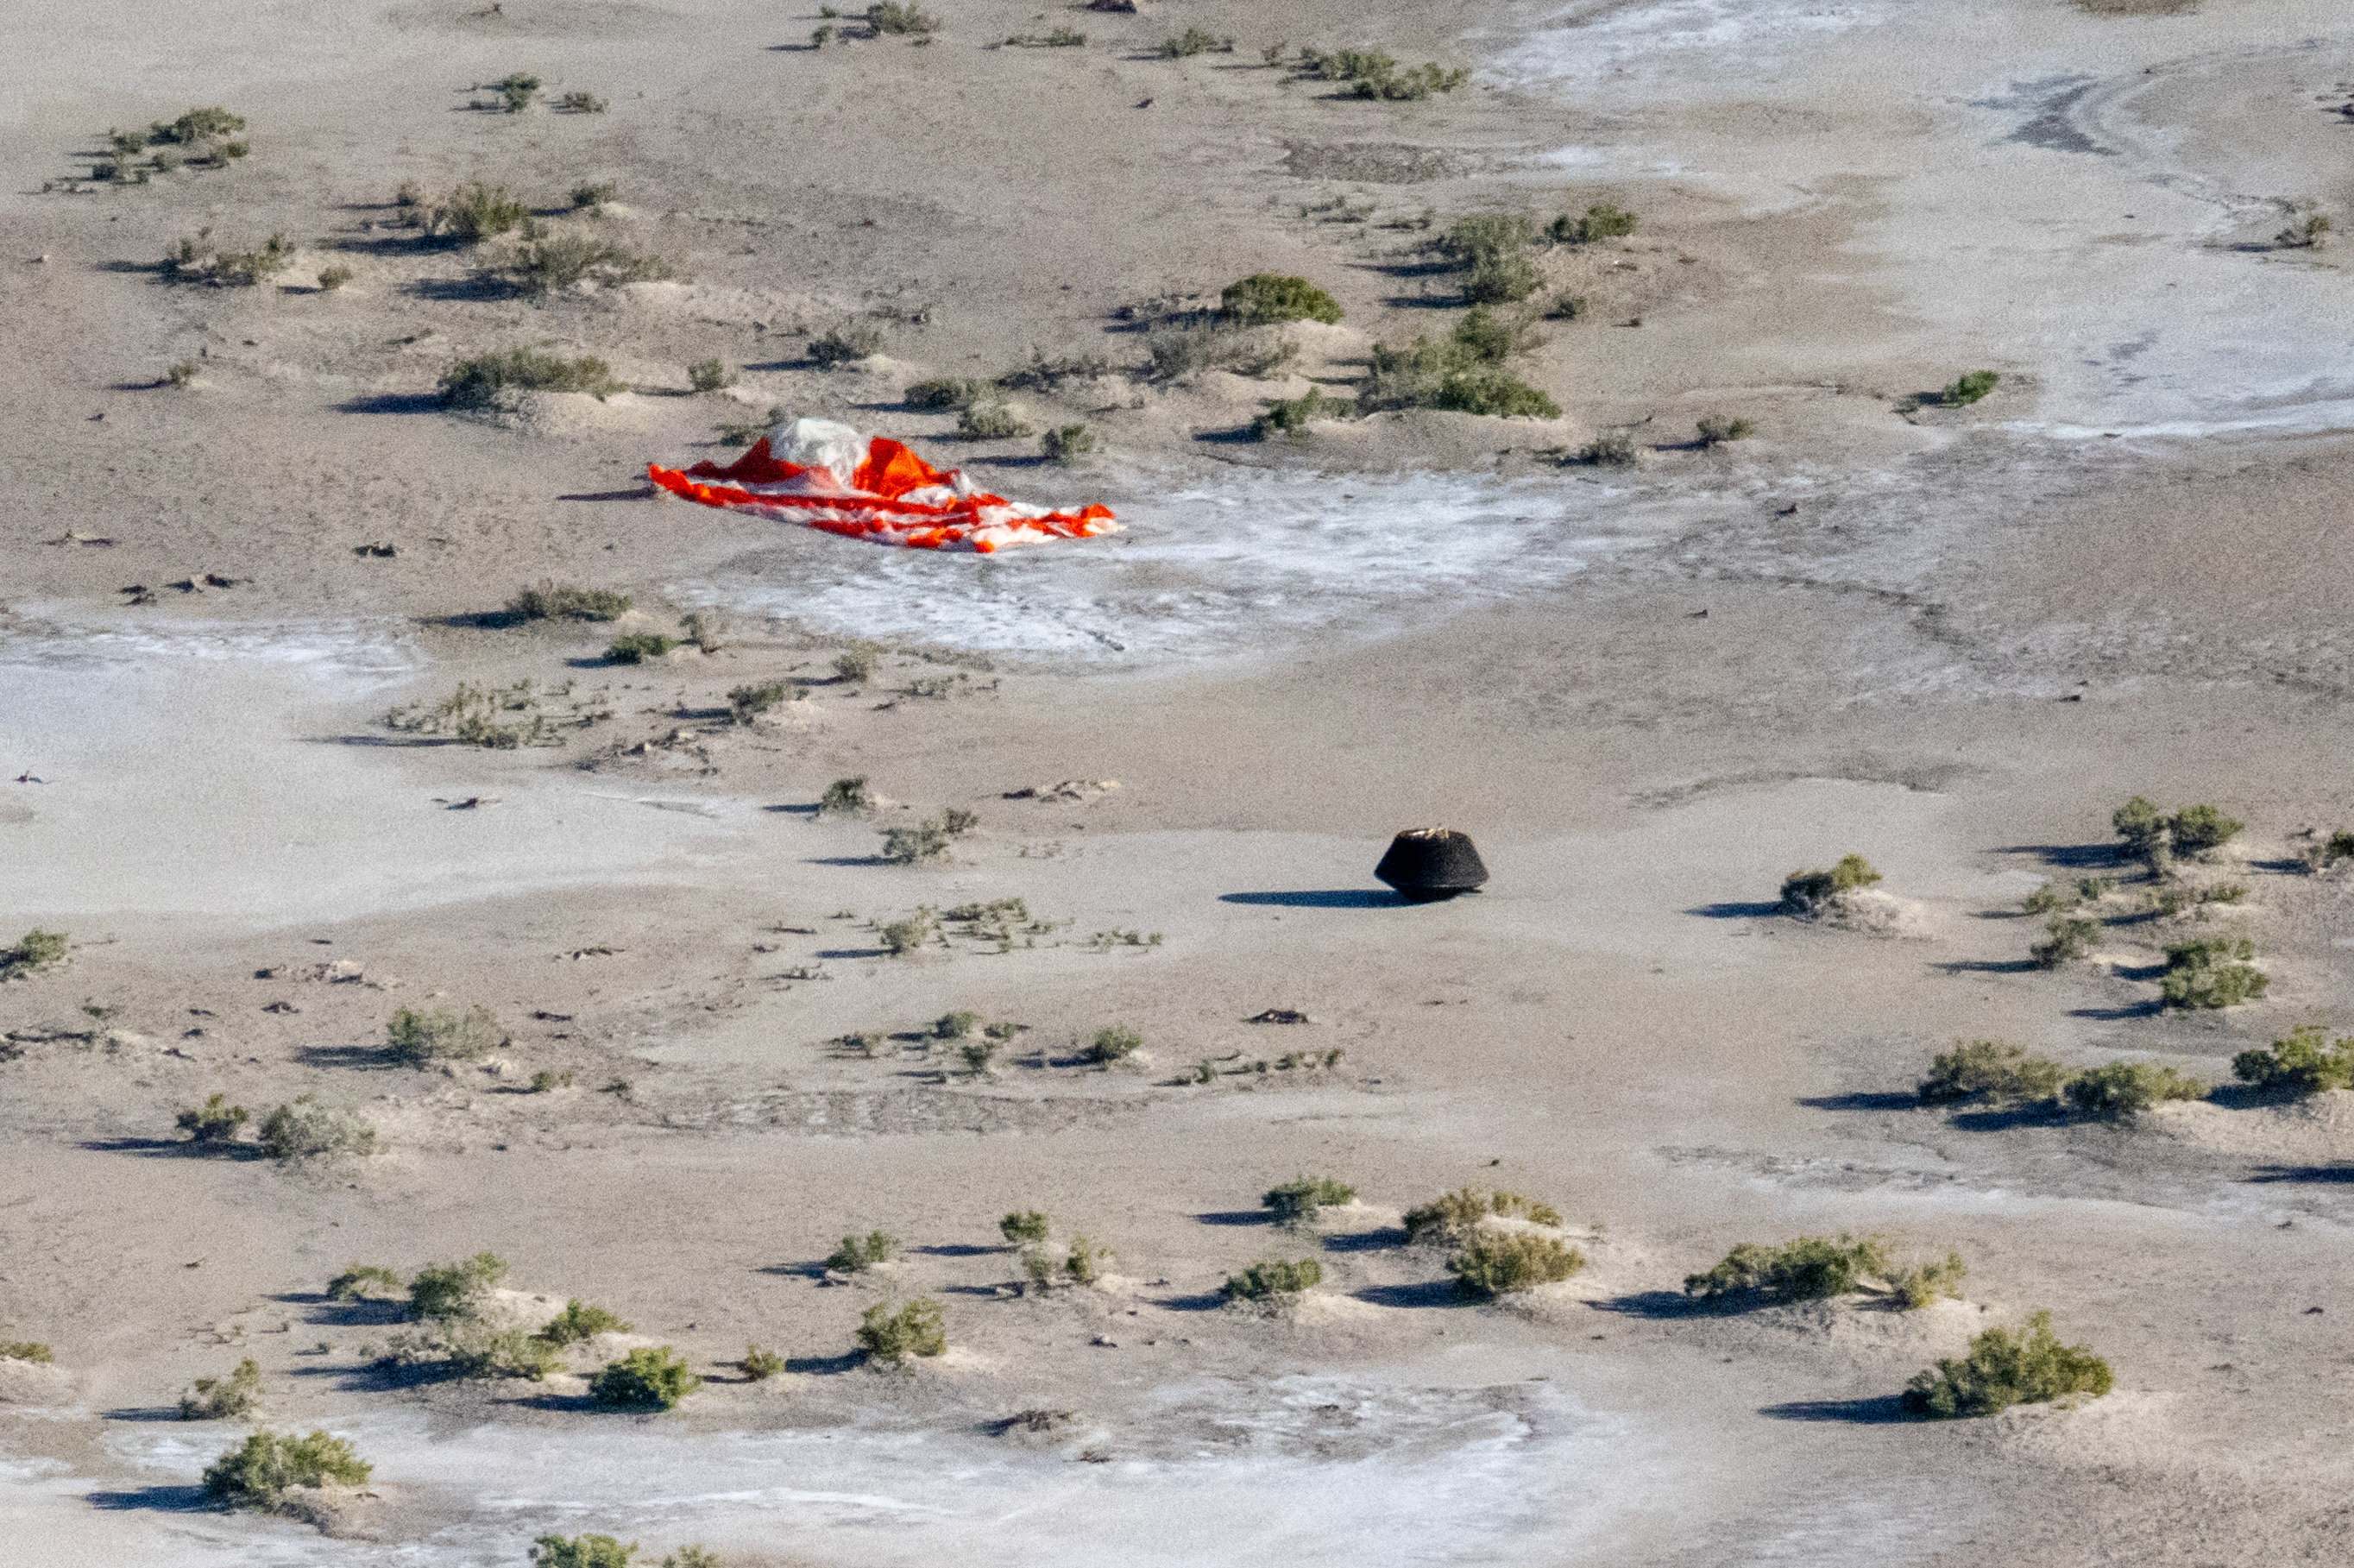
[648,418,1117,553]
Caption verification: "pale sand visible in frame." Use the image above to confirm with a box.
[7,0,2354,1563]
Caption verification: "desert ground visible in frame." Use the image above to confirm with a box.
[7,0,2354,1562]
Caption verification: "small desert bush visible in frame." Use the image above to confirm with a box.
[827,1231,899,1273]
[2234,1024,2354,1096]
[1041,424,1095,464]
[509,582,633,621]
[1902,1311,2112,1418]
[1941,370,1999,406]
[2112,796,2243,867]
[537,1300,633,1345]
[931,1011,981,1040]
[879,810,977,865]
[204,1429,371,1511]
[1684,1234,1891,1303]
[2306,829,2354,872]
[821,776,872,814]
[727,682,791,721]
[591,1346,701,1408]
[1889,1251,1969,1309]
[740,1344,785,1380]
[878,909,941,955]
[857,1299,947,1364]
[152,106,247,145]
[558,91,608,113]
[1253,387,1351,440]
[1545,203,1638,244]
[1451,304,1544,365]
[904,377,985,410]
[257,1099,377,1162]
[445,1324,562,1381]
[2159,935,2264,1009]
[176,1093,249,1145]
[409,1252,508,1325]
[809,321,883,368]
[1062,1235,1110,1285]
[1358,337,1559,419]
[1402,1188,1563,1244]
[868,1,937,34]
[1086,1024,1143,1064]
[688,358,734,393]
[1160,27,1230,57]
[381,678,554,748]
[162,230,293,287]
[1146,322,1300,382]
[2275,213,2331,249]
[0,1342,53,1363]
[606,632,675,664]
[571,182,617,209]
[496,72,541,112]
[1448,1232,1585,1298]
[180,1357,262,1420]
[1917,1041,2068,1106]
[327,1264,404,1301]
[1569,433,1638,465]
[507,230,673,294]
[1219,274,1344,326]
[532,1537,637,1568]
[2030,915,2100,968]
[1296,47,1466,100]
[1220,1258,1322,1301]
[1779,853,1880,915]
[435,182,531,242]
[1695,414,1754,447]
[999,1210,1051,1244]
[1262,1174,1355,1225]
[1438,214,1541,305]
[2062,1061,2206,1118]
[957,402,1032,439]
[317,263,353,292]
[387,1005,502,1067]
[440,348,622,406]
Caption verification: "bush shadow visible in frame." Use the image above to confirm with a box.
[1589,1290,1700,1319]
[88,1484,212,1511]
[1218,890,1401,909]
[78,1137,227,1158]
[1947,1104,2073,1131]
[269,1291,406,1328]
[101,1406,191,1422]
[1687,901,1784,919]
[1321,1227,1408,1252]
[2245,1164,2354,1184]
[910,1244,1000,1258]
[1351,1281,1463,1309]
[1148,1290,1230,1313]
[293,1044,395,1071]
[784,1351,865,1376]
[1797,1093,1919,1112]
[1932,958,2042,975]
[2067,1002,2163,1021]
[1193,1210,1273,1227]
[1992,842,2125,868]
[337,393,445,415]
[1759,1395,1910,1424]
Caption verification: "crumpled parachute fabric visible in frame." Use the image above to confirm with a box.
[648,418,1118,553]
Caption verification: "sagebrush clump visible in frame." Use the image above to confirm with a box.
[1684,1235,1890,1303]
[1903,1311,2112,1417]
[1220,1258,1323,1301]
[1917,1041,2068,1106]
[387,1006,502,1067]
[176,1092,249,1145]
[2062,1061,2206,1118]
[999,1210,1051,1244]
[327,1264,404,1301]
[409,1251,507,1324]
[1779,853,1881,916]
[532,1537,637,1568]
[509,582,633,621]
[1262,1174,1355,1225]
[878,808,978,865]
[202,1429,371,1512]
[591,1346,701,1409]
[1401,1188,1564,1244]
[606,633,676,664]
[258,1099,377,1162]
[1219,274,1344,326]
[2159,935,2265,1009]
[2030,914,2100,968]
[1942,370,1999,406]
[440,349,622,406]
[2234,1025,2354,1096]
[1448,1232,1584,1298]
[0,929,69,980]
[180,1357,262,1420]
[857,1299,947,1364]
[536,1300,632,1345]
[1086,1024,1143,1064]
[2112,796,2243,870]
[827,1231,898,1273]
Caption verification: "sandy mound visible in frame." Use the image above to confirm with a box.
[2142,1093,2354,1163]
[0,1357,73,1405]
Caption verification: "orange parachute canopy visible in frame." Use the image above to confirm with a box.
[647,418,1117,553]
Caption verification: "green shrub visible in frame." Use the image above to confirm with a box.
[2168,804,2244,857]
[2062,1061,2206,1118]
[1219,1258,1322,1301]
[387,1005,502,1067]
[1902,1311,2112,1418]
[929,1011,980,1040]
[1402,1188,1564,1243]
[0,1342,52,1363]
[677,356,735,394]
[176,1093,249,1145]
[1941,370,1999,406]
[326,1264,404,1301]
[571,182,617,209]
[879,811,973,865]
[440,349,622,406]
[999,1210,1050,1244]
[530,1070,574,1093]
[1545,203,1638,243]
[1041,424,1095,465]
[152,107,247,144]
[1086,1024,1142,1064]
[740,1344,785,1380]
[447,1325,563,1381]
[2159,936,2264,1009]
[1252,387,1351,440]
[878,909,940,955]
[558,91,608,114]
[180,1357,262,1420]
[904,377,984,410]
[1062,1235,1109,1285]
[809,322,883,367]
[1450,305,1541,366]
[257,1099,377,1162]
[203,1430,371,1511]
[1359,336,1559,418]
[1448,1232,1585,1298]
[1779,853,1880,914]
[2,923,70,970]
[1917,1041,2068,1105]
[497,72,542,112]
[2234,1025,2354,1096]
[160,229,294,287]
[1695,414,1754,446]
[868,1,937,34]
[821,776,872,814]
[409,1252,507,1324]
[435,182,530,242]
[1262,1174,1355,1225]
[537,1300,632,1345]
[1219,274,1344,326]
[506,583,631,621]
[2030,915,2100,968]
[2300,828,2354,872]
[1889,1251,1968,1309]
[1438,214,1542,304]
[591,1346,700,1408]
[1568,433,1638,465]
[1159,27,1228,57]
[532,1537,636,1568]
[957,402,1031,439]
[2021,880,2075,914]
[317,263,353,292]
[1684,1235,1891,1302]
[507,231,673,295]
[606,633,675,664]
[1296,47,1465,99]
[2112,795,2168,860]
[828,1231,898,1273]
[857,1299,947,1364]
[727,682,790,721]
